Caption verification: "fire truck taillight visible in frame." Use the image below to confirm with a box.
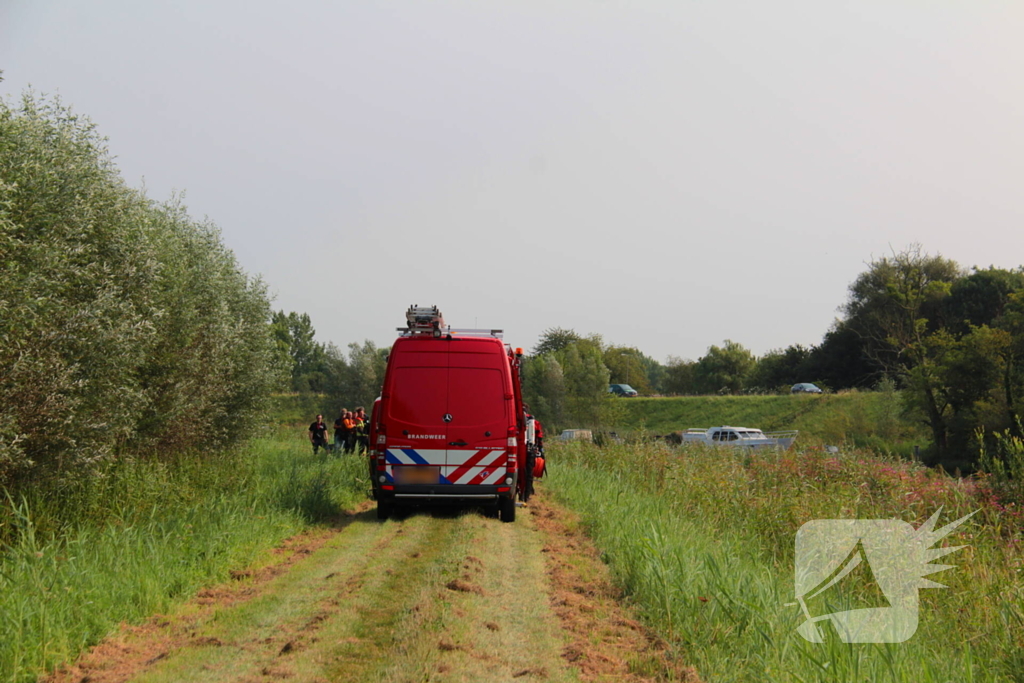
[506,427,518,471]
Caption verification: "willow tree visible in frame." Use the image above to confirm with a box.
[0,93,280,485]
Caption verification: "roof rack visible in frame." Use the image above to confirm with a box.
[396,326,504,339]
[448,328,503,338]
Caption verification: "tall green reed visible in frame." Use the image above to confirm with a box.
[0,431,369,682]
[550,440,1024,682]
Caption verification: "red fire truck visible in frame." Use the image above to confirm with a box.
[369,306,535,522]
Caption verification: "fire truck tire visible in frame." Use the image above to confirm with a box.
[499,495,516,523]
[376,501,393,520]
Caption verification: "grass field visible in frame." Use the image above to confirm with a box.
[613,392,929,457]
[0,428,368,683]
[5,393,1015,682]
[548,439,1024,682]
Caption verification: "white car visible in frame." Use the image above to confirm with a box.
[559,429,594,443]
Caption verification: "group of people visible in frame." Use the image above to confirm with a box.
[309,405,545,460]
[308,407,369,455]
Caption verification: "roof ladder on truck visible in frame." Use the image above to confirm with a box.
[403,305,446,338]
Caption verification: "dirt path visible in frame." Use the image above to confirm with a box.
[47,493,696,683]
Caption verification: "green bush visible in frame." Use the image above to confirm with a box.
[0,92,281,487]
[978,425,1024,509]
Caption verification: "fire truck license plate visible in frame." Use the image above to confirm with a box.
[394,466,440,485]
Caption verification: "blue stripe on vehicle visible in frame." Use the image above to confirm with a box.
[384,470,394,483]
[401,448,430,465]
[386,449,450,483]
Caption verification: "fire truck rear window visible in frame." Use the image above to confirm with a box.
[387,367,448,425]
[447,368,506,425]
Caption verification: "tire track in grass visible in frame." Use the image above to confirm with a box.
[294,511,472,683]
[357,506,579,683]
[528,493,702,683]
[125,512,454,683]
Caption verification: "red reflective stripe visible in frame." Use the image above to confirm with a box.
[461,452,507,485]
[466,466,496,486]
[446,450,492,483]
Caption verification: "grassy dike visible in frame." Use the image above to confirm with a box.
[546,440,1024,682]
[615,392,929,456]
[0,426,369,683]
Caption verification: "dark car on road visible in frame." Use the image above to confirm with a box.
[791,383,823,394]
[608,384,639,397]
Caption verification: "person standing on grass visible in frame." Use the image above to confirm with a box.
[348,408,364,454]
[342,411,358,454]
[337,411,354,454]
[309,414,329,455]
[354,406,370,454]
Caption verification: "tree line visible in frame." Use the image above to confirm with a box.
[269,311,387,414]
[0,93,281,489]
[521,247,1024,471]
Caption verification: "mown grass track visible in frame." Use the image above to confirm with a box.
[46,502,583,683]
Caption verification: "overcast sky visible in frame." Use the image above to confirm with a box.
[3,1,1022,362]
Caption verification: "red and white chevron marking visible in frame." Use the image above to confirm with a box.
[384,447,509,485]
[445,449,508,485]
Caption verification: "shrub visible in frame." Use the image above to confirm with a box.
[0,92,280,488]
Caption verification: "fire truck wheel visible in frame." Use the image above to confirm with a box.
[499,495,516,523]
[376,501,393,520]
